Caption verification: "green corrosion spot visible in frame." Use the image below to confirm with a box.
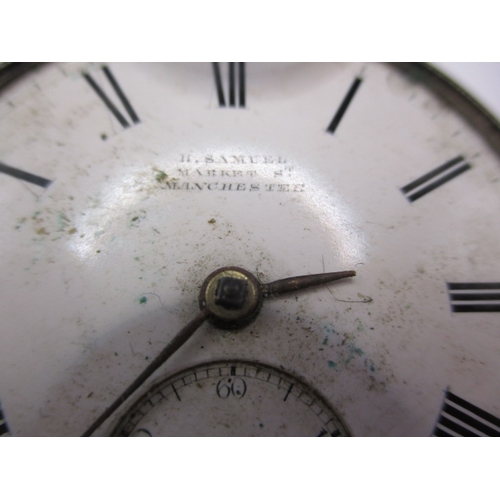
[139,296,147,304]
[349,345,364,356]
[328,361,337,369]
[129,210,146,227]
[155,170,168,182]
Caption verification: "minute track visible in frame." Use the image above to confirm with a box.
[111,360,349,437]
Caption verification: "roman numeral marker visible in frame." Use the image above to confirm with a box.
[0,401,11,437]
[0,161,52,188]
[401,155,471,202]
[432,390,500,436]
[326,77,362,134]
[447,282,500,313]
[212,63,245,108]
[83,65,140,131]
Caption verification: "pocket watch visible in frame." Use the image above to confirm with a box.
[1,62,499,437]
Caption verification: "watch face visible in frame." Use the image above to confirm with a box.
[1,62,499,437]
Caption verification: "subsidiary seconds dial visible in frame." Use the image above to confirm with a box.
[112,360,349,437]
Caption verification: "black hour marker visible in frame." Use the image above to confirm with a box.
[447,282,500,313]
[83,65,140,132]
[212,63,245,108]
[432,390,500,437]
[0,401,11,437]
[283,383,294,401]
[0,161,52,188]
[326,77,362,134]
[401,155,471,202]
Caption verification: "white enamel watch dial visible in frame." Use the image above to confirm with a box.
[0,62,499,437]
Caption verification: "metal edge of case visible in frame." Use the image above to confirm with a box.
[392,62,500,157]
[0,62,43,94]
